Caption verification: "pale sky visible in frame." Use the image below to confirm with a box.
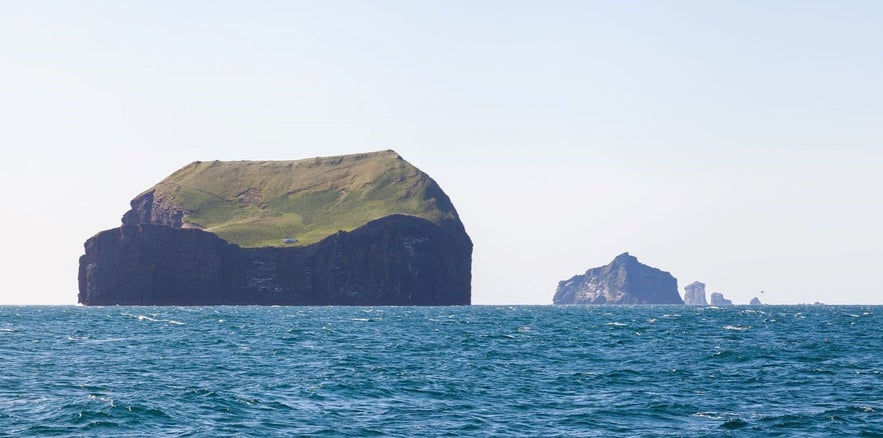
[1,1,881,305]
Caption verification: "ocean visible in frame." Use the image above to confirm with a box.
[1,305,880,436]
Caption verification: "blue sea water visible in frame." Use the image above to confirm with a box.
[0,305,880,436]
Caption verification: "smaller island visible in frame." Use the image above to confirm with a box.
[553,252,683,305]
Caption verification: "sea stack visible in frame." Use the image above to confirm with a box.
[78,150,472,306]
[683,281,708,305]
[553,252,683,305]
[750,297,763,306]
[709,292,733,306]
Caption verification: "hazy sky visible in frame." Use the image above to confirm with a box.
[1,1,881,305]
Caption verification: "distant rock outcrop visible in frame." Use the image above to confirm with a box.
[710,292,733,306]
[683,281,708,305]
[750,297,762,306]
[553,253,683,305]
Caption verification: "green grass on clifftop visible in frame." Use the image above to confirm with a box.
[146,150,457,247]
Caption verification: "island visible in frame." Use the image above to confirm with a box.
[78,150,472,306]
[553,252,684,305]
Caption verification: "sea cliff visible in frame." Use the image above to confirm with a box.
[710,292,733,306]
[683,281,708,306]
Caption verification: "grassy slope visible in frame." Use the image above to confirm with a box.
[148,150,455,248]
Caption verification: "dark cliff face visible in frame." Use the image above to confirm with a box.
[553,252,683,305]
[79,224,233,305]
[121,189,188,228]
[79,215,471,306]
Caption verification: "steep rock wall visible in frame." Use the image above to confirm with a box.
[121,189,190,228]
[683,281,708,305]
[79,215,471,306]
[710,292,733,306]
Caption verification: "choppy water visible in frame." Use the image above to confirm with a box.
[1,305,880,436]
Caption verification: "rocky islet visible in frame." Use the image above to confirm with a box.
[683,281,708,306]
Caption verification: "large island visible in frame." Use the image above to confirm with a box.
[78,150,472,306]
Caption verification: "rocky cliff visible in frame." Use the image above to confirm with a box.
[553,253,683,305]
[79,151,472,306]
[709,292,733,306]
[683,281,708,305]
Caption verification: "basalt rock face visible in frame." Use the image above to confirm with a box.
[78,151,472,306]
[710,292,733,306]
[121,189,189,229]
[553,253,683,305]
[683,281,708,305]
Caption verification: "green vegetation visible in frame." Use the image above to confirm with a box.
[146,150,456,247]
